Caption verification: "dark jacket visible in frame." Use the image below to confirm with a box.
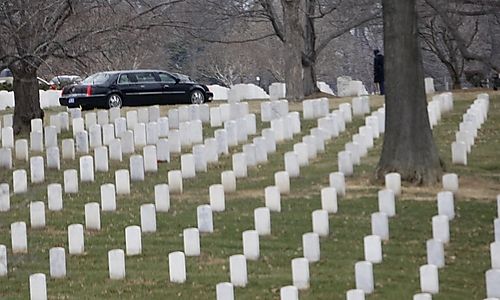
[374,54,384,83]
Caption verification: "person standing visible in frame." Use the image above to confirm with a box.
[373,49,385,95]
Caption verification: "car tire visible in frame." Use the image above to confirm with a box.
[190,89,205,104]
[108,93,122,109]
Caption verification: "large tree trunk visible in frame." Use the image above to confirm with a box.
[11,63,44,135]
[376,0,443,185]
[302,0,320,97]
[282,0,304,101]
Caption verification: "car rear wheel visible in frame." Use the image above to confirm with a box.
[108,93,122,108]
[190,90,205,104]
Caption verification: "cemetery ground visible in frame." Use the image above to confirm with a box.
[1,90,499,299]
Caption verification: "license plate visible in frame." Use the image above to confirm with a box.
[68,98,75,104]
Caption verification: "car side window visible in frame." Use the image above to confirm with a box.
[135,72,157,83]
[158,73,177,84]
[118,74,135,84]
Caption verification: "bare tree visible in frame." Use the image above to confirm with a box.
[376,0,443,184]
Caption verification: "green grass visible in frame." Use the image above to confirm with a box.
[0,91,499,299]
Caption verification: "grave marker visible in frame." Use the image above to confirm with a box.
[108,249,126,280]
[169,251,186,283]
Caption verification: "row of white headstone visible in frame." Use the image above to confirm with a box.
[484,195,500,299]
[451,93,490,165]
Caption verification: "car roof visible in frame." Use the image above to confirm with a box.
[98,70,170,74]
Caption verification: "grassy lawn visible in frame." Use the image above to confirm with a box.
[0,90,499,299]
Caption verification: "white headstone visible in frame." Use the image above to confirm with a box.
[30,201,46,229]
[427,239,445,268]
[221,170,236,193]
[303,232,320,262]
[94,146,109,172]
[437,191,455,220]
[64,169,78,194]
[62,139,75,160]
[169,251,186,283]
[11,221,28,253]
[0,183,9,212]
[0,148,12,169]
[442,173,459,194]
[97,109,109,125]
[130,155,145,181]
[280,285,299,300]
[89,124,102,149]
[75,131,89,154]
[486,269,500,298]
[451,141,467,165]
[321,187,338,213]
[30,131,44,153]
[44,126,58,148]
[121,130,135,154]
[284,151,300,178]
[271,173,290,197]
[432,215,450,244]
[47,183,63,211]
[100,183,116,212]
[1,127,14,148]
[193,144,207,172]
[242,230,260,261]
[210,184,225,212]
[292,257,310,290]
[15,139,28,161]
[140,204,156,233]
[197,204,213,233]
[29,273,47,300]
[420,264,439,294]
[68,224,84,255]
[30,156,45,183]
[371,212,389,241]
[355,261,374,294]
[364,235,382,263]
[0,244,7,276]
[329,172,346,197]
[264,186,281,212]
[102,124,115,146]
[413,293,432,300]
[229,254,247,287]
[109,139,122,161]
[79,155,94,182]
[346,289,365,300]
[338,151,353,176]
[243,144,257,167]
[85,202,101,230]
[312,209,329,237]
[126,110,138,130]
[125,225,142,256]
[13,169,28,194]
[378,189,396,217]
[154,184,170,212]
[491,242,500,269]
[232,153,247,178]
[146,122,159,145]
[156,138,170,162]
[181,154,196,178]
[254,207,271,236]
[216,282,234,300]
[108,249,126,280]
[46,147,60,170]
[49,247,66,278]
[385,173,401,196]
[183,228,200,256]
[114,117,127,138]
[168,170,183,194]
[134,123,147,147]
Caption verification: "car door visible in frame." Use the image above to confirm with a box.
[133,72,164,105]
[116,73,140,105]
[157,72,188,103]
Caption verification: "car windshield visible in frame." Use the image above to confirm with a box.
[82,73,111,85]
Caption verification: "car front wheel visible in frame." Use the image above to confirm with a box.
[190,90,205,104]
[108,93,122,109]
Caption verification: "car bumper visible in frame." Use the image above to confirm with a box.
[59,95,107,108]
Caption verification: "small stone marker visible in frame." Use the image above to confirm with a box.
[0,148,12,169]
[254,207,271,236]
[100,184,116,212]
[242,230,260,261]
[338,150,353,176]
[420,264,439,294]
[85,202,101,230]
[371,212,389,241]
[232,153,247,178]
[30,201,46,229]
[432,215,450,244]
[321,187,338,213]
[156,139,170,162]
[143,145,158,172]
[140,204,157,233]
[442,173,459,194]
[486,269,500,298]
[197,204,214,233]
[15,139,28,161]
[0,183,10,212]
[378,189,396,217]
[495,218,500,242]
[64,169,78,194]
[181,154,196,178]
[312,209,329,237]
[329,172,346,197]
[108,249,126,280]
[49,247,66,278]
[13,169,28,194]
[79,156,94,182]
[284,151,300,178]
[0,244,7,276]
[183,228,200,256]
[364,235,382,263]
[243,144,257,167]
[115,170,131,195]
[437,191,455,220]
[210,184,225,212]
[221,171,237,193]
[75,131,89,154]
[11,221,28,254]
[89,124,102,148]
[94,146,109,172]
[130,155,145,181]
[275,171,290,194]
[265,186,281,212]
[355,261,374,294]
[125,225,142,256]
[385,172,401,196]
[451,141,467,165]
[29,273,47,300]
[229,254,247,287]
[169,251,187,283]
[426,239,445,268]
[121,130,135,154]
[68,224,84,255]
[168,170,183,194]
[216,282,234,300]
[413,293,432,300]
[47,184,63,211]
[62,139,75,160]
[102,124,115,146]
[346,289,365,300]
[491,242,500,269]
[30,156,45,183]
[292,257,310,290]
[294,142,309,167]
[154,184,170,212]
[280,285,299,300]
[303,232,320,262]
[46,147,60,170]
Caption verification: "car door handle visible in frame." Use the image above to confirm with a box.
[140,85,145,88]
[163,85,169,88]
